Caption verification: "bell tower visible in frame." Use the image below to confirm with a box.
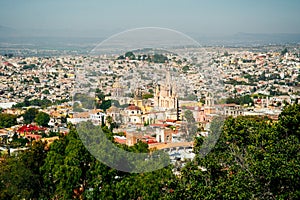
[154,69,178,111]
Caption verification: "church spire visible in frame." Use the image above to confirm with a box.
[166,69,171,86]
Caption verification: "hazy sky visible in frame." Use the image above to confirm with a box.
[1,0,300,37]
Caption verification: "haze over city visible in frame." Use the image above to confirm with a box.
[0,0,300,41]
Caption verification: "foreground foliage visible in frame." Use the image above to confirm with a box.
[168,104,300,199]
[0,104,299,199]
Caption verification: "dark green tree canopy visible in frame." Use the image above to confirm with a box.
[23,108,39,124]
[0,104,299,199]
[35,112,50,127]
[0,113,17,128]
[168,105,300,199]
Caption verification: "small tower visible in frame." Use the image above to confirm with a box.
[133,87,143,108]
[205,92,214,107]
[204,92,215,115]
[112,80,124,98]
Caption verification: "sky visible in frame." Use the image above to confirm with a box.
[0,0,300,38]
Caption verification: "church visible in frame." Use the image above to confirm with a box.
[106,69,180,127]
[153,70,179,120]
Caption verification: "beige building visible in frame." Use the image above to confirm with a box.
[154,70,179,119]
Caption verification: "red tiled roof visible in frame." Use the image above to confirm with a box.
[141,136,158,144]
[17,125,46,133]
[3,62,14,67]
[127,104,141,110]
[25,134,42,140]
[166,119,177,123]
[183,106,196,110]
[146,139,157,144]
[114,138,126,144]
[150,124,169,128]
[114,136,126,144]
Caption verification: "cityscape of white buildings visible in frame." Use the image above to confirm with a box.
[1,45,300,163]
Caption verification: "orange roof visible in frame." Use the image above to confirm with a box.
[150,124,169,128]
[127,104,141,110]
[114,137,126,144]
[166,119,177,123]
[89,109,103,114]
[73,112,89,118]
[25,134,42,140]
[148,141,194,150]
[0,129,8,135]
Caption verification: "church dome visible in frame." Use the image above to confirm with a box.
[107,105,120,113]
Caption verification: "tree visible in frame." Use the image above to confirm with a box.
[95,88,105,101]
[142,93,154,99]
[125,52,135,60]
[167,110,300,199]
[73,102,84,112]
[35,112,50,127]
[41,128,96,199]
[0,141,47,199]
[0,156,39,199]
[23,108,39,124]
[152,54,168,63]
[182,65,189,73]
[61,115,68,124]
[1,105,300,199]
[98,100,112,111]
[226,95,253,106]
[42,89,50,95]
[106,115,114,131]
[41,125,136,199]
[281,47,288,56]
[183,110,198,141]
[184,110,195,123]
[0,113,17,128]
[117,55,125,60]
[114,167,176,200]
[277,103,300,139]
[33,77,40,83]
[148,89,154,94]
[73,93,95,109]
[13,98,52,108]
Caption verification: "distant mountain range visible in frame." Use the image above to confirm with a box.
[193,32,300,46]
[1,25,300,48]
[0,25,18,37]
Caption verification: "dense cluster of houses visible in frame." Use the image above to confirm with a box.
[1,46,300,160]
